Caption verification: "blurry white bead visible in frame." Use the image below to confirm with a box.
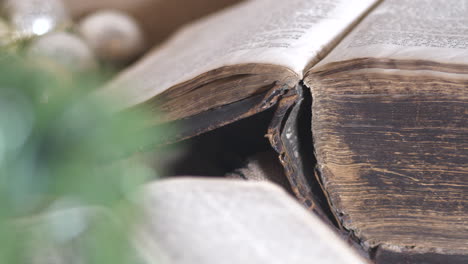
[3,0,71,39]
[27,32,97,72]
[79,10,145,63]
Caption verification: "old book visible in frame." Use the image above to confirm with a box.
[100,0,378,217]
[100,0,378,131]
[137,178,368,264]
[100,0,468,262]
[304,0,468,263]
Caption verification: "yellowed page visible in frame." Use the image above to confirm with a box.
[101,0,378,108]
[316,0,468,67]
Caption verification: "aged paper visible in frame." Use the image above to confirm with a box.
[101,0,377,108]
[316,0,468,67]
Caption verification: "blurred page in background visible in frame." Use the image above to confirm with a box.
[138,178,369,264]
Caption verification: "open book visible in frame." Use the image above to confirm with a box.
[101,0,468,263]
[101,0,379,127]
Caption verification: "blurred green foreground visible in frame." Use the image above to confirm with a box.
[0,55,162,264]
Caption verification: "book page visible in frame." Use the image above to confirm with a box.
[137,178,368,264]
[101,0,378,108]
[316,0,468,67]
